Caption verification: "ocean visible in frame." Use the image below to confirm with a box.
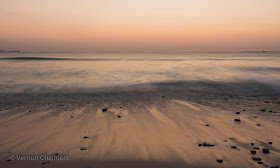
[0,52,280,96]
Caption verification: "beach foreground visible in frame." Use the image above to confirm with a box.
[0,93,279,168]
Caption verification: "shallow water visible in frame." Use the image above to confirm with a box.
[0,52,279,95]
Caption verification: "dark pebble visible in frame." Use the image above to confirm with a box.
[70,115,73,118]
[253,116,257,118]
[260,109,266,112]
[117,115,122,118]
[253,147,260,150]
[198,142,215,147]
[7,159,11,162]
[258,161,263,164]
[119,107,122,108]
[217,159,223,163]
[205,124,209,127]
[235,112,240,114]
[231,146,237,149]
[268,142,273,145]
[234,119,241,122]
[29,111,31,112]
[269,110,272,112]
[251,143,255,146]
[262,148,270,154]
[257,124,261,126]
[42,161,49,165]
[243,110,246,111]
[80,147,87,151]
[252,157,262,161]
[251,151,257,154]
[83,136,90,139]
[224,140,228,142]
[102,108,108,112]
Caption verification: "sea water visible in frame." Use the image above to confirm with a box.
[0,52,279,95]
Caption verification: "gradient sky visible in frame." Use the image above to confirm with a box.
[1,0,280,52]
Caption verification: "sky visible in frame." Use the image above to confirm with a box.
[0,0,280,52]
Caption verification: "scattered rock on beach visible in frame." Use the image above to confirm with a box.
[102,108,108,112]
[251,143,255,146]
[42,161,49,165]
[7,159,11,162]
[117,115,122,118]
[268,142,273,145]
[258,161,263,164]
[83,136,90,139]
[251,151,257,154]
[234,119,241,122]
[217,159,223,163]
[235,112,240,114]
[254,147,260,150]
[260,109,266,112]
[252,157,262,161]
[198,143,215,147]
[205,124,209,127]
[262,148,270,154]
[257,124,261,126]
[231,146,237,149]
[80,147,87,151]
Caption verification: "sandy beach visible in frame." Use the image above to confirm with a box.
[0,91,279,168]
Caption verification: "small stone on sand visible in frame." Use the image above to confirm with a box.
[83,136,90,139]
[260,109,266,112]
[234,119,241,122]
[251,151,256,154]
[252,157,262,161]
[268,142,273,144]
[102,108,108,112]
[235,112,240,114]
[42,161,49,165]
[80,147,87,151]
[262,148,270,154]
[217,159,223,163]
[231,146,237,149]
[198,143,215,147]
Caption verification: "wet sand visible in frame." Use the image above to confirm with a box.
[0,93,280,168]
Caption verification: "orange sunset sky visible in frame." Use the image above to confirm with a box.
[0,0,280,52]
